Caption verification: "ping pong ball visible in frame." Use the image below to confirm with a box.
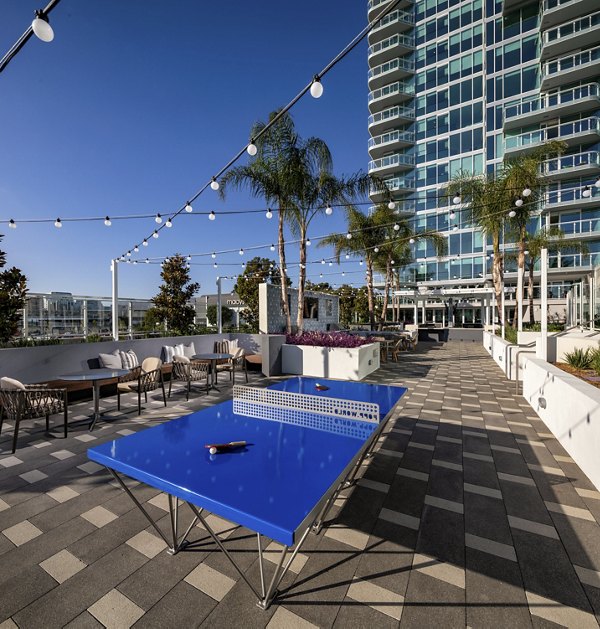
[210,447,217,455]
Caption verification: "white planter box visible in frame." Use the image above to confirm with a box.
[522,356,600,491]
[281,343,380,381]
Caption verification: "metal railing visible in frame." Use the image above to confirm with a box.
[368,104,415,127]
[368,33,415,57]
[369,57,415,81]
[541,151,600,176]
[368,129,415,149]
[371,8,414,32]
[543,9,600,43]
[369,80,415,102]
[543,45,600,78]
[505,116,600,150]
[369,153,415,171]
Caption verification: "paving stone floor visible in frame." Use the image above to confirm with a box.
[1,341,600,628]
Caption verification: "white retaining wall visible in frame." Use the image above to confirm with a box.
[522,356,600,491]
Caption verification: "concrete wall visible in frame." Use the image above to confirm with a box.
[0,333,262,384]
[482,331,535,381]
[522,356,600,491]
[259,283,339,334]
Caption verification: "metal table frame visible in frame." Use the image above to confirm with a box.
[192,353,232,393]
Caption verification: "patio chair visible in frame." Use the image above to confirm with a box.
[371,336,388,363]
[216,348,248,384]
[391,336,413,361]
[117,357,167,415]
[0,377,68,454]
[168,356,210,400]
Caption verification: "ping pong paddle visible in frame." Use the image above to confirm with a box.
[315,383,330,391]
[205,441,247,455]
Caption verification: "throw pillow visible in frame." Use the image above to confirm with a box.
[161,345,175,363]
[0,376,26,390]
[120,350,139,370]
[182,342,196,358]
[98,350,122,369]
[174,344,185,357]
[229,339,239,353]
[173,355,190,363]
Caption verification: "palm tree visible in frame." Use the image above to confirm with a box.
[291,172,371,332]
[318,206,385,329]
[503,141,566,329]
[219,111,321,334]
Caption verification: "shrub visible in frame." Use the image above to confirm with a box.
[286,331,372,348]
[564,347,593,370]
[590,348,600,375]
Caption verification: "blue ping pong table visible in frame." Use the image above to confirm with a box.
[87,376,406,609]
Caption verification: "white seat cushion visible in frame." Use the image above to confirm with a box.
[98,350,122,369]
[0,376,26,390]
[183,342,196,358]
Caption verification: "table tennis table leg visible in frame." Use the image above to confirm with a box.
[167,495,200,554]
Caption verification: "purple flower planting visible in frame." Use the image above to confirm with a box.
[285,331,373,348]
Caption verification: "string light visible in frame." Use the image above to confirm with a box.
[346,232,352,239]
[310,76,323,98]
[210,178,220,191]
[247,141,257,156]
[583,186,592,198]
[522,187,532,197]
[8,219,16,229]
[187,255,192,261]
[152,230,159,238]
[104,216,111,226]
[213,262,218,268]
[165,218,173,227]
[239,248,244,255]
[393,223,400,231]
[388,201,396,210]
[409,238,415,244]
[145,258,149,263]
[321,259,325,264]
[209,211,216,221]
[211,252,216,258]
[515,197,524,207]
[452,194,461,205]
[508,210,516,218]
[133,245,139,253]
[32,10,54,42]
[265,209,273,219]
[142,239,148,247]
[306,237,311,246]
[185,203,193,213]
[325,204,333,215]
[270,244,275,251]
[155,213,162,224]
[449,210,456,220]
[54,218,62,228]
[126,251,131,257]
[345,253,350,259]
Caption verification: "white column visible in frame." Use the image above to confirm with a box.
[590,274,595,331]
[82,299,88,339]
[517,263,524,332]
[216,276,223,334]
[539,247,548,361]
[111,259,119,341]
[128,301,133,338]
[22,304,28,338]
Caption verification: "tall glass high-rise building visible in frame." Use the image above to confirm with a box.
[368,0,599,326]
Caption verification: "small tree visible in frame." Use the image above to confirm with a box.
[234,256,288,331]
[151,255,199,334]
[0,243,28,342]
[206,304,233,327]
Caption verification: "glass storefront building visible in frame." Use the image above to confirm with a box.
[368,0,599,325]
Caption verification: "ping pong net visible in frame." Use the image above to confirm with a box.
[232,385,380,440]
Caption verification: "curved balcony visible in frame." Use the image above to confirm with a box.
[542,0,594,29]
[368,57,415,90]
[368,152,415,176]
[368,9,414,43]
[368,0,413,23]
[541,151,600,181]
[368,33,415,66]
[544,185,600,211]
[370,176,416,200]
[504,117,600,157]
[503,83,600,130]
[541,10,600,60]
[368,129,415,159]
[368,80,415,113]
[368,105,415,135]
[541,45,600,90]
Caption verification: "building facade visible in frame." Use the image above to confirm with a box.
[194,293,247,328]
[368,0,599,326]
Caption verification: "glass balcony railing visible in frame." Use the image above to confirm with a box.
[555,217,600,235]
[549,253,598,269]
[369,57,415,81]
[541,151,600,176]
[377,176,416,192]
[504,83,600,121]
[543,45,600,78]
[369,129,415,149]
[505,117,600,150]
[368,105,415,127]
[371,9,414,32]
[543,9,600,44]
[369,153,415,171]
[368,33,415,57]
[544,0,584,10]
[369,80,415,102]
[368,0,393,10]
[545,184,600,206]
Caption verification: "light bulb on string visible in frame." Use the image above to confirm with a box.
[54,218,62,228]
[211,252,216,259]
[8,219,16,229]
[133,245,139,253]
[522,187,532,197]
[583,185,592,198]
[142,239,148,247]
[329,262,333,266]
[265,209,273,219]
[104,216,111,226]
[210,178,219,191]
[409,237,415,244]
[152,230,159,238]
[155,213,162,224]
[310,76,323,98]
[270,244,275,252]
[325,204,333,215]
[452,194,461,205]
[449,210,456,220]
[374,247,379,253]
[32,10,54,42]
[321,259,325,265]
[239,248,244,256]
[346,232,352,240]
[306,237,311,246]
[508,210,516,218]
[187,255,192,261]
[388,201,396,210]
[452,224,459,231]
[393,223,400,231]
[126,251,131,257]
[165,218,173,227]
[247,141,257,156]
[209,211,216,221]
[185,203,193,213]
[345,253,350,259]
[145,258,149,264]
[515,197,524,207]
[359,260,363,265]
[595,177,600,189]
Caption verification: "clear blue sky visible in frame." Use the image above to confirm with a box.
[0,1,370,299]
